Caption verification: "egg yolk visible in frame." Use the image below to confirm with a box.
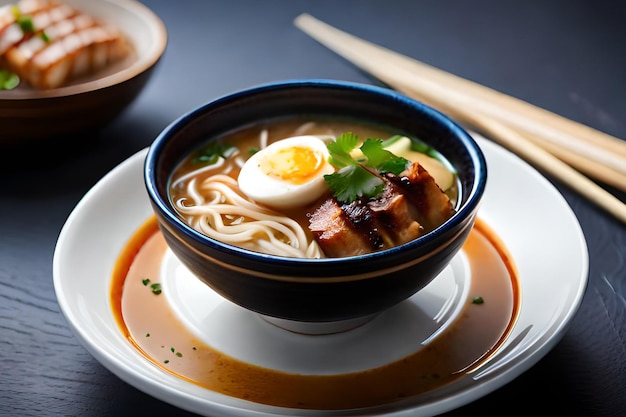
[260,146,325,185]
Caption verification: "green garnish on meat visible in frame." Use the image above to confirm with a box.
[324,132,409,204]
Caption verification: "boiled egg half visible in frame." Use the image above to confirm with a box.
[237,135,335,210]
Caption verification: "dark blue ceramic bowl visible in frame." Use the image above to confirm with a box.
[144,79,487,325]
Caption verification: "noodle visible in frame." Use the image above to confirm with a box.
[173,172,324,258]
[171,157,228,189]
[168,117,454,259]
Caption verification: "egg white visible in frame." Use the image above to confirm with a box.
[237,135,335,210]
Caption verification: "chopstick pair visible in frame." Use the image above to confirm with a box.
[294,13,626,224]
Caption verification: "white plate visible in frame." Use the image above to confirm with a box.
[53,135,588,416]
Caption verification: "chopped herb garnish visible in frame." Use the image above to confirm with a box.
[164,360,169,364]
[324,132,409,203]
[0,70,20,90]
[472,296,484,304]
[166,347,183,358]
[11,6,37,35]
[142,278,161,294]
[248,146,259,155]
[17,15,35,33]
[192,142,235,166]
[145,333,150,337]
[40,31,50,43]
[150,283,162,295]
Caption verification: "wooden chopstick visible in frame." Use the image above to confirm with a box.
[397,83,626,224]
[294,13,626,192]
[294,13,626,224]
[405,88,626,191]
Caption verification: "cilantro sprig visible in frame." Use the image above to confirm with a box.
[324,132,409,204]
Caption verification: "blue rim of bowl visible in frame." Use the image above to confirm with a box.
[144,79,487,267]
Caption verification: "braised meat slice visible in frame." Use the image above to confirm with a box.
[307,198,375,257]
[385,162,455,233]
[347,182,423,246]
[308,162,455,258]
[0,0,130,89]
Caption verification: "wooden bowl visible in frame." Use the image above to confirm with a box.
[0,0,167,144]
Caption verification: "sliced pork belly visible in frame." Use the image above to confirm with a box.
[308,199,375,258]
[363,183,423,246]
[385,161,455,232]
[308,188,423,258]
[0,0,130,89]
[308,162,455,258]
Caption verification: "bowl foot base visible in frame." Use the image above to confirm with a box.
[258,314,377,335]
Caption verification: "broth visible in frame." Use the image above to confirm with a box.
[168,117,459,258]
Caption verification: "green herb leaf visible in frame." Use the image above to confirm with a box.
[326,132,360,168]
[360,139,408,175]
[472,296,484,304]
[324,165,384,203]
[17,15,35,33]
[150,283,162,295]
[0,70,20,90]
[192,142,235,166]
[324,133,409,204]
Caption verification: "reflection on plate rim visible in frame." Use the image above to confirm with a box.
[52,135,589,417]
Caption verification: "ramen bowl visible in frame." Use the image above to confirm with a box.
[144,79,487,330]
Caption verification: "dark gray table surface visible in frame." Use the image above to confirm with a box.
[2,1,625,416]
